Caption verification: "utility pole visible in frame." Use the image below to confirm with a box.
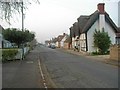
[22,2,24,32]
[21,1,24,60]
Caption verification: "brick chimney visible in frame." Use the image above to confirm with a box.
[63,33,65,36]
[97,3,105,14]
[98,3,105,31]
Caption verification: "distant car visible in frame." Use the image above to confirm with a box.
[48,45,51,48]
[50,45,56,49]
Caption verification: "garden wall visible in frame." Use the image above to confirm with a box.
[110,45,120,61]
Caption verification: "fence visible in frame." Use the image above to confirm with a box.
[15,47,30,60]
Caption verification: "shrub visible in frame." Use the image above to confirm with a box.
[93,28,111,55]
[2,49,18,62]
[91,51,100,55]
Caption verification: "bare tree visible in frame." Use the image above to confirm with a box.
[0,0,40,24]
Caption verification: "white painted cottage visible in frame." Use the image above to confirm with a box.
[70,3,119,53]
[60,33,68,48]
[79,3,118,53]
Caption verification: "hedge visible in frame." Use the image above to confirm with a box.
[2,49,18,62]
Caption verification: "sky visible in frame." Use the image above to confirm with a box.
[1,0,119,43]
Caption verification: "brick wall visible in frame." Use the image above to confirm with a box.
[63,43,71,49]
[110,45,120,61]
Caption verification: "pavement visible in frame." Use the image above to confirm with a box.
[57,48,119,67]
[2,47,44,88]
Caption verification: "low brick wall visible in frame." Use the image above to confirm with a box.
[110,45,120,61]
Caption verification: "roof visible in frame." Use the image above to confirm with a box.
[64,35,71,43]
[77,10,118,33]
[116,33,120,38]
[57,35,65,42]
[73,22,80,36]
[118,27,120,33]
[45,40,51,44]
[52,38,58,43]
[77,15,90,33]
[116,28,120,37]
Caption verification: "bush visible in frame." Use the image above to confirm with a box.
[2,49,18,62]
[93,29,111,55]
[91,51,100,55]
[91,50,110,56]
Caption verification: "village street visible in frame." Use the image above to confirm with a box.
[39,45,118,88]
[2,45,118,88]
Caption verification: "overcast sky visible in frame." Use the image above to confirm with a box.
[1,0,119,43]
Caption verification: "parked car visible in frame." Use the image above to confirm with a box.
[50,45,56,49]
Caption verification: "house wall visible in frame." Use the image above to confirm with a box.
[87,19,116,53]
[79,33,86,51]
[0,34,2,48]
[3,41,12,48]
[87,20,99,52]
[64,43,69,49]
[56,42,60,48]
[105,22,116,45]
[72,37,75,49]
[99,14,105,30]
[60,36,67,48]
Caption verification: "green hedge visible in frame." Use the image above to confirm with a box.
[2,49,18,62]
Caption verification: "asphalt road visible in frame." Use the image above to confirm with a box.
[39,45,118,88]
[2,45,119,88]
[2,47,44,88]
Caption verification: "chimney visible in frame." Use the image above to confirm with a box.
[97,3,105,14]
[63,33,65,36]
[98,3,105,31]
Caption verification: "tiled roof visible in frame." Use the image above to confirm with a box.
[57,35,65,42]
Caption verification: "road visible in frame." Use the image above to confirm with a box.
[2,45,118,88]
[39,45,118,88]
[2,47,44,88]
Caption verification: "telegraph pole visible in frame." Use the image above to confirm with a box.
[22,2,24,32]
[21,1,24,60]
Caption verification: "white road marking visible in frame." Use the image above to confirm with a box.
[26,61,33,63]
[38,59,48,89]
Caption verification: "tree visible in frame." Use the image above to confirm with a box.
[3,28,35,48]
[0,0,40,23]
[93,28,111,54]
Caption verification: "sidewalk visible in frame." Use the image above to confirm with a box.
[57,48,119,67]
